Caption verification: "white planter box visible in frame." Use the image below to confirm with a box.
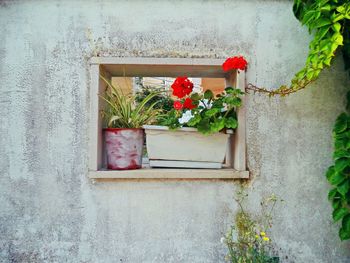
[143,125,232,168]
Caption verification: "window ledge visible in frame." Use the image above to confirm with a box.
[88,168,249,180]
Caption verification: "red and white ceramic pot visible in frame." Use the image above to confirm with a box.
[104,128,144,170]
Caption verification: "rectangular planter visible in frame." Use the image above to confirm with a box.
[143,125,232,168]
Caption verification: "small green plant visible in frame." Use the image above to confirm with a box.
[135,85,174,113]
[223,190,281,263]
[100,75,161,128]
[158,77,244,135]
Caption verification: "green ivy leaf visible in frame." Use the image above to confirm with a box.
[313,18,332,28]
[332,22,342,32]
[338,180,350,197]
[302,10,318,25]
[336,5,345,14]
[326,166,335,180]
[328,171,345,186]
[335,158,350,173]
[333,149,350,160]
[342,214,350,233]
[334,113,348,133]
[333,207,348,222]
[328,188,339,201]
[339,225,350,241]
[317,26,330,40]
[332,199,341,210]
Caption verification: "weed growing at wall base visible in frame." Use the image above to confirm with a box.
[223,191,282,263]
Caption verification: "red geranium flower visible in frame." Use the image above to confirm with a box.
[183,98,196,110]
[173,100,183,110]
[222,56,248,71]
[171,77,194,98]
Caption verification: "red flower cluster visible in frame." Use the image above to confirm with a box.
[222,56,247,71]
[173,98,196,111]
[183,98,196,110]
[173,101,183,110]
[171,77,194,98]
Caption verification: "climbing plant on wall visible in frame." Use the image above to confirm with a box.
[248,0,350,240]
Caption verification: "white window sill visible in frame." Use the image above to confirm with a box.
[88,168,249,180]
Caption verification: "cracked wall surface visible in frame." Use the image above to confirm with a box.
[1,0,350,262]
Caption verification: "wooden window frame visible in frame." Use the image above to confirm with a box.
[88,57,248,179]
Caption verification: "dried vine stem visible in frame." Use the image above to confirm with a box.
[246,81,312,96]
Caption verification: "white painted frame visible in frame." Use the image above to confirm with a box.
[88,57,248,179]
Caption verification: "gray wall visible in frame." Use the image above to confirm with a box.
[1,0,349,262]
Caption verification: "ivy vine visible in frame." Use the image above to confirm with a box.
[248,0,350,96]
[247,0,350,241]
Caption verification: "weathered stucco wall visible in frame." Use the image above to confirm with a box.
[1,0,349,262]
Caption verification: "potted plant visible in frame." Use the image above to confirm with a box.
[143,56,247,168]
[100,76,160,170]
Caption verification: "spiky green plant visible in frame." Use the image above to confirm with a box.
[100,75,161,128]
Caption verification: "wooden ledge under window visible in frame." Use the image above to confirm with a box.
[88,168,249,180]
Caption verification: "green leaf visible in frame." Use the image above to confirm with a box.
[328,188,339,200]
[333,14,345,22]
[313,18,332,28]
[333,149,350,160]
[336,5,345,14]
[190,93,201,101]
[224,97,242,107]
[335,158,350,173]
[332,22,342,32]
[197,119,211,134]
[302,10,317,25]
[334,113,348,133]
[317,26,330,40]
[204,108,220,117]
[321,4,331,12]
[328,171,345,186]
[187,113,201,127]
[334,33,344,45]
[342,214,350,233]
[326,166,335,180]
[333,207,348,222]
[225,117,238,129]
[332,199,341,210]
[225,87,234,94]
[339,226,350,241]
[210,118,225,133]
[204,90,214,100]
[338,180,350,197]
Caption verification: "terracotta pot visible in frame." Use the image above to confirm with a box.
[104,128,144,170]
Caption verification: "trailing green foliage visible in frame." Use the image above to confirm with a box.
[326,108,350,241]
[248,0,350,95]
[248,0,350,241]
[100,75,161,128]
[159,87,243,135]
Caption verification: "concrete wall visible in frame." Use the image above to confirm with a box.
[0,0,349,262]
